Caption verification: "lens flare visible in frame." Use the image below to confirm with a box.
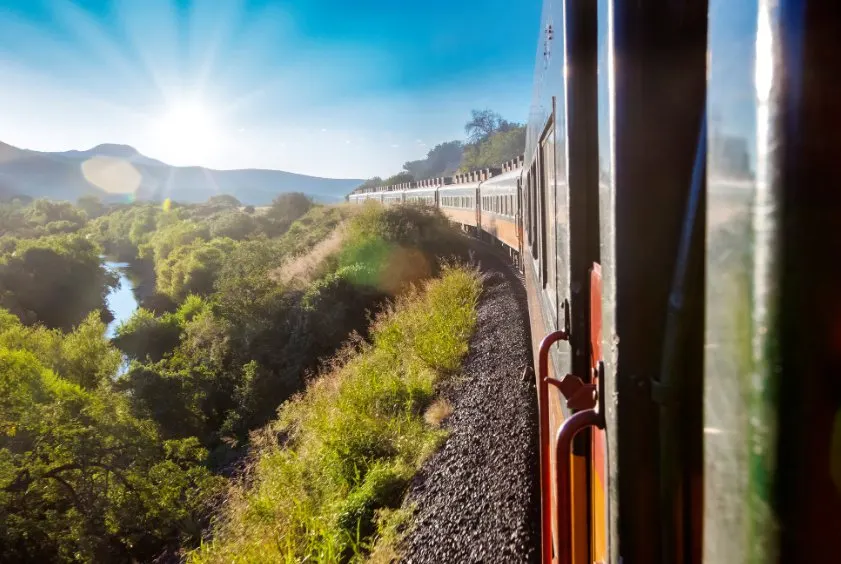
[81,156,141,194]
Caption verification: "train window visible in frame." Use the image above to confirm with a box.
[541,125,558,317]
[529,163,538,259]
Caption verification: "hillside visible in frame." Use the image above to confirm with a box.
[0,141,363,205]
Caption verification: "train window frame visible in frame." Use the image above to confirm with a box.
[537,112,558,304]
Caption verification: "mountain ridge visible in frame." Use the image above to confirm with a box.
[0,141,363,204]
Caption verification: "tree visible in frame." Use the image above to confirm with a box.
[208,210,257,240]
[383,171,414,186]
[24,199,87,230]
[260,193,314,237]
[459,125,526,172]
[355,177,384,191]
[156,238,237,301]
[77,195,106,219]
[112,308,182,362]
[464,109,513,143]
[403,141,463,180]
[0,348,223,562]
[205,194,241,209]
[0,235,118,330]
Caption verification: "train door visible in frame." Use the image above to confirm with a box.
[598,0,707,562]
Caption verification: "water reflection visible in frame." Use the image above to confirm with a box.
[103,260,139,339]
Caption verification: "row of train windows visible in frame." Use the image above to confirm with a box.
[482,194,516,217]
[407,196,435,204]
[441,195,475,208]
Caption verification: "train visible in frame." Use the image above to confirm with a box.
[348,0,841,562]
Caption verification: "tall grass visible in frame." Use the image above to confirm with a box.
[189,265,482,563]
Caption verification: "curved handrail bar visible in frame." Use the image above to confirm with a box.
[537,330,568,564]
[555,409,604,564]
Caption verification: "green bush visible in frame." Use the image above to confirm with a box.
[0,348,224,563]
[113,308,181,362]
[189,266,481,563]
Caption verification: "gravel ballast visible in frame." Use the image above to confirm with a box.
[400,241,540,563]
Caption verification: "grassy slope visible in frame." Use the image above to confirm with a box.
[190,265,481,563]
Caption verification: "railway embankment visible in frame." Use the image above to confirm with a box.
[188,263,484,562]
[400,240,540,563]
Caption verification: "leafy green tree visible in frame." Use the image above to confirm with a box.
[156,238,237,301]
[0,205,29,237]
[0,235,118,330]
[113,308,181,362]
[77,195,106,219]
[459,125,526,172]
[86,204,162,259]
[139,220,209,266]
[205,194,241,209]
[24,199,87,230]
[0,309,120,390]
[355,177,384,191]
[402,140,463,179]
[383,171,414,185]
[260,192,314,237]
[0,348,223,562]
[58,312,123,389]
[464,109,514,143]
[208,210,256,240]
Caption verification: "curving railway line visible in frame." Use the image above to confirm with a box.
[348,0,841,562]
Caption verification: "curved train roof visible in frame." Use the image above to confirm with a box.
[346,155,524,199]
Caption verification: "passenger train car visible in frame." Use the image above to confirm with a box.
[348,0,841,562]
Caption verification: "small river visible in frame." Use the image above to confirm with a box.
[103,260,140,338]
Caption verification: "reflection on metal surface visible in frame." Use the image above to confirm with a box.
[705,0,781,562]
[595,0,617,560]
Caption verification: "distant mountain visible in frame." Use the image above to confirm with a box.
[0,141,363,205]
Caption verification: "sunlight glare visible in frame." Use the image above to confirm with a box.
[153,101,220,165]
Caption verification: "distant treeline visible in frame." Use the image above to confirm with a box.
[358,109,526,190]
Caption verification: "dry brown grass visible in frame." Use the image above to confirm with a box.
[423,398,453,427]
[270,224,347,287]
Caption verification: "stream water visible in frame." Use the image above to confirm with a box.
[103,260,139,338]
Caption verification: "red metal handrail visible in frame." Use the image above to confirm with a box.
[555,409,603,564]
[538,330,600,564]
[537,330,568,564]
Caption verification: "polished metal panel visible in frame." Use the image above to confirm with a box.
[705,0,780,562]
[526,0,571,334]
[595,0,618,560]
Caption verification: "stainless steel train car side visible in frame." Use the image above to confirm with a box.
[478,168,521,252]
[437,182,479,227]
[403,187,438,206]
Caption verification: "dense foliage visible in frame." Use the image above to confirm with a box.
[0,235,117,330]
[0,310,223,562]
[189,266,481,563]
[1,192,468,561]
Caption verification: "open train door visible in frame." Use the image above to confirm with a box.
[570,0,708,562]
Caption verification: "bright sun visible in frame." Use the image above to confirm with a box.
[153,102,220,164]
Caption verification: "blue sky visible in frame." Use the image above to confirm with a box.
[0,0,541,178]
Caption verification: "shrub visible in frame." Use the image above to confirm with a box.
[189,266,481,563]
[113,308,181,362]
